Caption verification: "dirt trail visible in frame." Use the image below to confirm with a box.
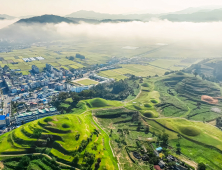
[0,162,4,170]
[179,156,197,170]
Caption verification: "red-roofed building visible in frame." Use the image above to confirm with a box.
[154,165,161,170]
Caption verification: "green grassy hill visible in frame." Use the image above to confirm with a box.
[155,72,222,121]
[145,118,222,170]
[155,118,222,151]
[0,113,117,170]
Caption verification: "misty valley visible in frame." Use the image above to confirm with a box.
[0,3,222,170]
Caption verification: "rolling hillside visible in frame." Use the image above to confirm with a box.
[155,72,222,121]
[0,113,117,170]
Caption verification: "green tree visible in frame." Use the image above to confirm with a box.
[194,71,198,77]
[198,162,206,170]
[161,133,169,145]
[17,156,30,168]
[145,125,149,134]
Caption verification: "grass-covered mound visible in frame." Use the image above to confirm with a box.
[179,125,201,136]
[143,112,155,118]
[0,114,117,170]
[85,98,123,109]
[88,98,108,107]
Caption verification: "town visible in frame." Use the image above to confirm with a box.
[0,62,114,134]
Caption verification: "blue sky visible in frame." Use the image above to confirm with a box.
[1,0,222,16]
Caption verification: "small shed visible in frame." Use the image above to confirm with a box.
[156,147,163,152]
[154,165,161,170]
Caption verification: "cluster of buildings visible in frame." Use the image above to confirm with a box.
[2,63,114,95]
[89,74,114,84]
[14,107,59,125]
[22,56,44,62]
[0,107,60,129]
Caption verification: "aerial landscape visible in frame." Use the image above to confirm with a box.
[0,0,222,170]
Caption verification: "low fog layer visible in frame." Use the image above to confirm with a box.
[0,19,19,29]
[1,19,222,48]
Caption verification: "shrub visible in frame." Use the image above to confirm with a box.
[75,134,80,140]
[144,103,152,108]
[62,123,70,128]
[142,83,149,87]
[150,99,158,104]
[44,117,53,122]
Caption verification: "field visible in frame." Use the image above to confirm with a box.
[0,113,118,170]
[0,41,210,76]
[155,118,222,150]
[94,106,222,170]
[125,78,160,118]
[75,78,98,85]
[98,64,167,79]
[94,108,154,170]
[145,119,222,170]
[154,72,222,121]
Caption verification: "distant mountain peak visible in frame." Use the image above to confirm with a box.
[16,14,76,24]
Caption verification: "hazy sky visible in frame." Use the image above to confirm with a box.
[1,0,222,16]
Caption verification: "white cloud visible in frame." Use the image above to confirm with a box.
[53,20,222,46]
[0,19,18,29]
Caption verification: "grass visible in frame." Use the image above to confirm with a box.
[155,118,222,151]
[144,118,222,170]
[154,73,222,121]
[59,103,70,109]
[94,108,154,170]
[179,125,201,136]
[65,98,73,103]
[142,111,156,118]
[76,79,98,85]
[0,113,117,169]
[99,64,166,79]
[83,98,123,110]
[88,98,108,107]
[125,78,160,118]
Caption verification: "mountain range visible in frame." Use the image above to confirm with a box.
[161,8,222,22]
[65,10,155,20]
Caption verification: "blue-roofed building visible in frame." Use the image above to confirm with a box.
[12,96,20,102]
[156,147,163,152]
[0,115,6,128]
